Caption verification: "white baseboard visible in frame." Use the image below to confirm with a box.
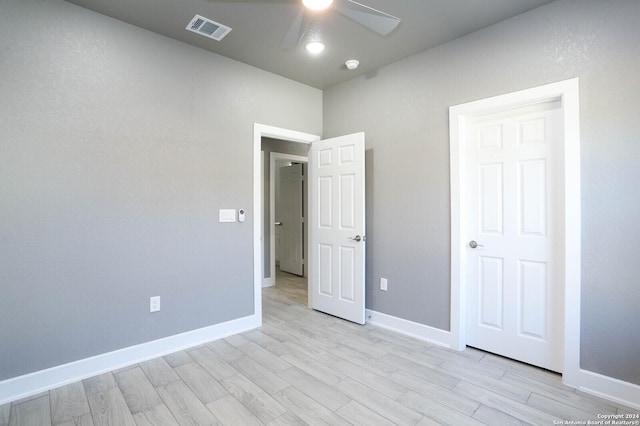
[574,369,640,410]
[366,309,640,410]
[4,309,637,411]
[0,314,260,405]
[365,309,455,349]
[262,277,275,288]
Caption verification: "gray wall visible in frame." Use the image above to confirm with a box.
[0,0,321,381]
[261,138,310,278]
[2,0,638,389]
[323,0,640,385]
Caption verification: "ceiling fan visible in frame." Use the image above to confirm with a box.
[279,0,401,49]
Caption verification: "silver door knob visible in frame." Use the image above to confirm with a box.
[348,235,362,242]
[469,240,484,249]
[274,222,283,226]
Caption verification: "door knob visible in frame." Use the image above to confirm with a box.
[348,235,363,242]
[469,240,484,249]
[274,222,283,226]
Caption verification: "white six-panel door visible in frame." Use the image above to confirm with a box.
[309,133,365,324]
[466,103,563,372]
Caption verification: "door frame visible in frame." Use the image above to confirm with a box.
[268,152,308,287]
[449,79,581,386]
[253,123,320,320]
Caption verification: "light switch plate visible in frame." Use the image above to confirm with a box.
[150,296,161,313]
[380,278,388,291]
[219,209,237,223]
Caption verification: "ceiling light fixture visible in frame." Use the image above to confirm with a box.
[305,41,326,54]
[302,0,334,11]
[345,59,359,70]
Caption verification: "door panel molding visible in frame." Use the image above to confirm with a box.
[449,79,580,382]
[466,104,563,372]
[309,132,366,324]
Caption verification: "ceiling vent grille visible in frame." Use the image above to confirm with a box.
[186,15,232,41]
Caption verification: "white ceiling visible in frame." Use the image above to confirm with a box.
[64,0,555,89]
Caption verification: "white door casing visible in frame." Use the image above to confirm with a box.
[309,132,366,324]
[465,102,563,372]
[279,163,304,276]
[449,79,581,386]
[255,124,319,314]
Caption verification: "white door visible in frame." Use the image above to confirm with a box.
[466,102,563,372]
[279,163,304,276]
[309,132,366,324]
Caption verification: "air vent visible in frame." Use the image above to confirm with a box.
[186,15,232,41]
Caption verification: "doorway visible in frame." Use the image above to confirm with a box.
[262,146,309,305]
[254,124,368,325]
[275,161,304,276]
[253,124,319,320]
[449,79,581,383]
[270,154,308,282]
[271,153,309,307]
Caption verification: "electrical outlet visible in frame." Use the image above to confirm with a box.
[380,278,388,291]
[150,296,161,313]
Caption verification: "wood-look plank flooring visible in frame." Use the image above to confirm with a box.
[2,269,636,425]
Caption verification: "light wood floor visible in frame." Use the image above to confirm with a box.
[2,270,635,425]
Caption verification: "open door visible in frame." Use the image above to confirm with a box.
[309,132,366,324]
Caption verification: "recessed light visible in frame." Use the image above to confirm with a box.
[305,41,326,54]
[302,0,334,11]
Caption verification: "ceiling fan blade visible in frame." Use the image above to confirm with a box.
[332,0,401,36]
[279,8,308,49]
